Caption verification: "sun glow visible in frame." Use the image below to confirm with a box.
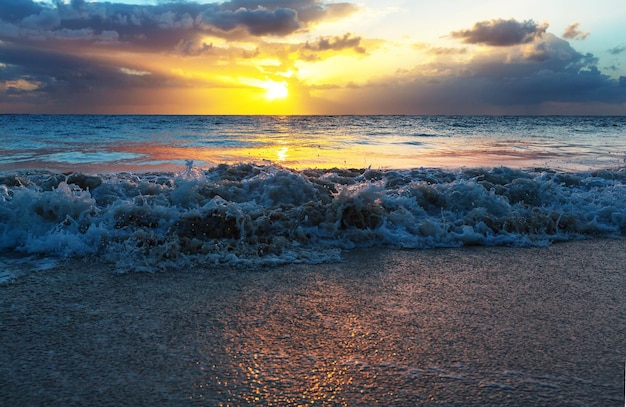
[263,80,289,100]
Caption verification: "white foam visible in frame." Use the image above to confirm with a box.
[1,164,625,271]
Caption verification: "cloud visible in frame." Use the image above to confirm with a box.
[0,43,169,110]
[0,0,42,22]
[0,0,359,111]
[450,18,548,46]
[428,46,467,55]
[175,39,215,56]
[608,45,626,55]
[200,6,301,36]
[326,32,625,114]
[120,67,151,76]
[1,9,624,115]
[0,0,359,48]
[562,23,589,40]
[0,78,42,93]
[222,1,357,24]
[304,33,365,53]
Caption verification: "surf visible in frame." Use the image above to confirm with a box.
[1,163,625,271]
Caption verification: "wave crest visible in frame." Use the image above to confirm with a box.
[1,164,625,271]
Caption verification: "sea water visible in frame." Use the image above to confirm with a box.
[0,115,625,272]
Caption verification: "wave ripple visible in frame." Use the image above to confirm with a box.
[1,164,625,270]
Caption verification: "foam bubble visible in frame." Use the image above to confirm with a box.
[1,164,624,271]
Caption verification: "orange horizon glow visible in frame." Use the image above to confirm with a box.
[0,1,624,115]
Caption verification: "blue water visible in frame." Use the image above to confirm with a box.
[1,115,625,270]
[2,115,625,172]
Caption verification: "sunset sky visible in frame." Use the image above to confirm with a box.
[1,0,625,115]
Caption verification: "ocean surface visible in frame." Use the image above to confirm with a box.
[1,115,625,273]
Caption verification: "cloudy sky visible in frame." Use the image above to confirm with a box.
[1,0,625,114]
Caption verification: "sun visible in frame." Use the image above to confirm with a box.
[263,80,289,101]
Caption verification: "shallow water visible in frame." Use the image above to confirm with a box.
[1,114,624,404]
[1,240,624,405]
[1,115,626,269]
[1,115,625,172]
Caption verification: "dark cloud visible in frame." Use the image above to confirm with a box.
[451,18,548,46]
[0,0,359,49]
[0,43,169,110]
[335,33,625,114]
[1,1,202,49]
[562,23,589,40]
[221,1,357,24]
[200,7,300,36]
[304,33,365,53]
[0,0,358,111]
[608,45,626,55]
[475,35,617,105]
[175,39,215,56]
[0,0,43,21]
[1,7,623,115]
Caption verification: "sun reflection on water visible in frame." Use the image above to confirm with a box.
[277,147,288,162]
[186,276,401,406]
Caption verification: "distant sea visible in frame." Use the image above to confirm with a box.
[1,115,625,270]
[2,115,626,172]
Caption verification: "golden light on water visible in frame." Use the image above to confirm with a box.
[187,277,392,406]
[105,137,477,172]
[42,116,590,174]
[276,147,288,162]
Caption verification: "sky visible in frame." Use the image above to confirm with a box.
[0,0,625,115]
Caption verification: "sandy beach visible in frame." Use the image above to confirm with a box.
[1,238,625,406]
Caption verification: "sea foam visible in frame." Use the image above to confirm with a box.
[1,164,625,271]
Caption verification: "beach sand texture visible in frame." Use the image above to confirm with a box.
[1,238,625,406]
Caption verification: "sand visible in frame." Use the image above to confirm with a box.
[1,238,625,406]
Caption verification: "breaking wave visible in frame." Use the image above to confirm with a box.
[1,163,625,271]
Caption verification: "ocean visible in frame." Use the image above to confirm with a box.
[2,115,626,173]
[0,114,625,271]
[1,115,625,405]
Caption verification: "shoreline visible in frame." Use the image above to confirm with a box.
[1,238,625,405]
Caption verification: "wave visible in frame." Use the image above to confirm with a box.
[1,163,625,271]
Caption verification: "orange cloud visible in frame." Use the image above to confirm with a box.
[562,23,590,40]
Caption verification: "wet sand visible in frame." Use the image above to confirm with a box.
[1,239,625,406]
